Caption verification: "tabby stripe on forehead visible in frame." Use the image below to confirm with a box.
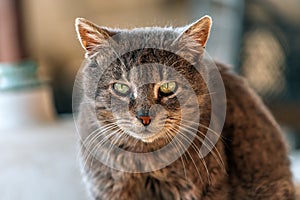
[158,65,163,81]
[124,64,130,82]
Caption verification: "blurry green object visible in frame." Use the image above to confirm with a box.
[0,61,41,91]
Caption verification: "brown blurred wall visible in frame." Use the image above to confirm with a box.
[21,0,189,113]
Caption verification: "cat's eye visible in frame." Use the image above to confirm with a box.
[113,83,130,95]
[159,82,177,95]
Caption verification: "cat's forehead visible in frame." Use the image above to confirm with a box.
[110,27,181,50]
[87,25,205,89]
[123,27,180,38]
[104,48,191,83]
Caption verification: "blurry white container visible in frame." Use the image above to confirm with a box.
[0,61,55,130]
[0,85,55,130]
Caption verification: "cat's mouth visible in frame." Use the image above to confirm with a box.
[128,129,163,143]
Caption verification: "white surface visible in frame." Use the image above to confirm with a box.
[291,151,300,197]
[0,118,88,200]
[0,117,299,200]
[291,151,300,184]
[0,86,55,130]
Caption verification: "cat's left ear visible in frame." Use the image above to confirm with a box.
[75,18,117,53]
[180,15,212,47]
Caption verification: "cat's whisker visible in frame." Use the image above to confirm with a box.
[133,134,140,149]
[178,118,228,142]
[81,120,129,168]
[88,125,127,168]
[180,125,224,168]
[104,130,124,165]
[82,124,116,161]
[167,125,210,183]
[121,131,131,149]
[173,128,211,184]
[165,129,189,183]
[81,122,115,145]
[89,129,121,168]
[179,122,224,162]
[83,123,118,154]
[165,124,203,181]
[172,131,204,184]
[80,124,115,161]
[172,123,219,163]
[81,129,117,171]
[77,125,108,160]
[178,124,225,170]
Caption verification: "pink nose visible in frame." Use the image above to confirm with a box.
[138,116,151,126]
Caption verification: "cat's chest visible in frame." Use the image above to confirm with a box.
[145,172,199,199]
[89,146,226,199]
[122,165,202,200]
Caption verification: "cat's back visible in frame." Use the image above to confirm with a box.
[217,61,282,134]
[217,62,295,199]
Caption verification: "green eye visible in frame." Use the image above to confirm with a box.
[113,83,130,95]
[159,82,177,94]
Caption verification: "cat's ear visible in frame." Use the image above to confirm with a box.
[180,15,212,47]
[75,18,116,52]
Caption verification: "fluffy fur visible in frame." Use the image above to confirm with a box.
[74,16,295,199]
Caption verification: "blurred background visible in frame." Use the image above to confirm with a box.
[0,0,299,199]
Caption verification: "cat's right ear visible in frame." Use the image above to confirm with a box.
[75,18,116,54]
[178,15,212,47]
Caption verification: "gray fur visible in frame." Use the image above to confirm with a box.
[74,17,295,200]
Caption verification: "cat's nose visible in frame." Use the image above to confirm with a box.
[137,116,151,126]
[136,109,151,126]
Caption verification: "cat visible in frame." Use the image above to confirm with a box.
[74,15,295,199]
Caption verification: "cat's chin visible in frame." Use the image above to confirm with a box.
[140,135,159,143]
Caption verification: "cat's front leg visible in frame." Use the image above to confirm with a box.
[87,165,151,200]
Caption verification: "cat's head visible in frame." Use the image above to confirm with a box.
[75,16,212,145]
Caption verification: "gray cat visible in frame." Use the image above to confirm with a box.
[74,15,295,199]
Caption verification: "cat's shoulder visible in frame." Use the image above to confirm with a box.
[215,61,265,110]
[215,61,241,82]
[215,61,276,124]
[215,61,250,95]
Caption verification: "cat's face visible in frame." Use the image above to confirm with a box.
[95,49,207,143]
[75,16,212,144]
